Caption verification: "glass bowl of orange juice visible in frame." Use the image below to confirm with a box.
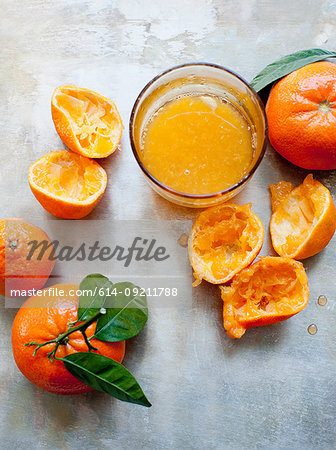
[129,63,267,208]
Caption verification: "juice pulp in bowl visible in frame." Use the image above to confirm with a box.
[142,95,253,195]
[130,64,267,208]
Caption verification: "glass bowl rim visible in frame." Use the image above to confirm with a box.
[129,62,268,200]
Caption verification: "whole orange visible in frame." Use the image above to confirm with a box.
[0,218,55,297]
[11,284,125,395]
[266,61,336,170]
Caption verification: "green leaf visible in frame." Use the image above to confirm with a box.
[77,274,113,321]
[62,352,151,407]
[251,48,336,92]
[94,282,148,342]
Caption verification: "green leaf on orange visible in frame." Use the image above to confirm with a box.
[77,274,113,321]
[62,352,151,407]
[251,48,336,92]
[94,282,148,342]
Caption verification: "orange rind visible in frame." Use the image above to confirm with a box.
[270,174,336,259]
[188,203,264,285]
[220,256,309,338]
[28,150,107,219]
[52,85,122,158]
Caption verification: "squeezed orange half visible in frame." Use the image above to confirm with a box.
[28,150,107,219]
[141,95,254,195]
[52,86,122,158]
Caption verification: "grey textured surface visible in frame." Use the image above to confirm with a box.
[1,1,336,449]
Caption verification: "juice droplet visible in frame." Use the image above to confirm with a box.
[308,324,318,335]
[178,233,189,247]
[318,295,327,306]
[184,169,190,175]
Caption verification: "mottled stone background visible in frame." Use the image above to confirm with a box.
[1,1,336,449]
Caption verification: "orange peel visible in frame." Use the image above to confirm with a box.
[188,203,264,285]
[52,85,122,158]
[28,150,107,219]
[270,174,336,259]
[220,256,309,338]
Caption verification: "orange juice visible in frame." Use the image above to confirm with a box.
[141,95,254,195]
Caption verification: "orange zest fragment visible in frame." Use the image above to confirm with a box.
[51,85,123,158]
[188,203,264,285]
[28,150,107,219]
[270,174,336,259]
[220,256,309,338]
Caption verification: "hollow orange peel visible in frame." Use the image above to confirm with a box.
[270,174,336,259]
[220,256,309,338]
[51,85,123,158]
[28,150,107,219]
[188,203,264,286]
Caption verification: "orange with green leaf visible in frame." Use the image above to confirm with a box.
[252,49,336,170]
[12,274,151,406]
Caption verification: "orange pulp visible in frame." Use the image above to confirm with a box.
[141,95,254,195]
